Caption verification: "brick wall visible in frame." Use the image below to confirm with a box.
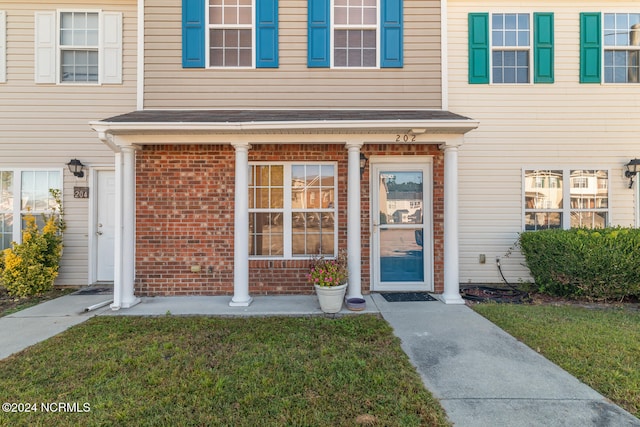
[135,143,444,296]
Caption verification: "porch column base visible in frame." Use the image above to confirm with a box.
[111,297,141,310]
[229,296,253,307]
[438,293,465,305]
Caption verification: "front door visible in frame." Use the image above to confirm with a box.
[371,160,433,291]
[96,170,115,282]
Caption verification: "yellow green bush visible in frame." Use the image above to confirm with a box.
[1,189,65,297]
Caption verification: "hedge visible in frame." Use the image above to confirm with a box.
[519,227,640,300]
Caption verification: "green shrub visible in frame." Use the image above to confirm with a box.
[519,227,640,300]
[0,189,65,297]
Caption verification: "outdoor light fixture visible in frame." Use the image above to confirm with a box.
[360,153,368,178]
[67,159,85,178]
[625,159,640,188]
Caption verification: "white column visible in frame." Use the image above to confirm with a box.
[111,151,123,310]
[230,143,253,306]
[111,146,140,309]
[441,142,465,304]
[121,146,140,308]
[345,143,363,300]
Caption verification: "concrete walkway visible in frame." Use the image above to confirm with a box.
[0,292,638,426]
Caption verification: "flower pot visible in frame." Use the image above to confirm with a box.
[314,283,347,313]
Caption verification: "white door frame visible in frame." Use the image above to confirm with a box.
[89,167,115,284]
[370,156,434,292]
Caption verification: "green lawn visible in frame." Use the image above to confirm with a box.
[0,315,450,427]
[472,303,640,418]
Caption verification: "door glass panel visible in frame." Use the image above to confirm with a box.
[378,171,424,282]
[379,228,424,282]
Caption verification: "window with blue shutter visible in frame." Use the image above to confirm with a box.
[182,0,205,68]
[308,0,330,67]
[381,0,403,67]
[307,0,403,68]
[182,0,279,69]
[257,0,279,68]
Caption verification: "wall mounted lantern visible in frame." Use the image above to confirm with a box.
[625,159,640,188]
[360,153,368,178]
[67,159,85,178]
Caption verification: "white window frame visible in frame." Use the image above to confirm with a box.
[248,162,338,260]
[34,9,122,85]
[490,12,532,84]
[602,12,640,84]
[0,169,62,248]
[523,169,610,231]
[58,11,100,84]
[206,0,256,69]
[331,0,380,69]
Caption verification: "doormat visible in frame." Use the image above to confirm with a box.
[72,287,112,295]
[380,292,437,302]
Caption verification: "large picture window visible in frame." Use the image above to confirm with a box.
[249,163,337,258]
[0,170,61,249]
[524,169,608,231]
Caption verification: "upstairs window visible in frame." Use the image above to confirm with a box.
[604,13,640,83]
[60,12,99,82]
[492,13,530,83]
[182,0,278,68]
[581,12,640,83]
[308,0,403,68]
[469,12,554,84]
[34,10,122,84]
[208,0,253,67]
[334,0,377,67]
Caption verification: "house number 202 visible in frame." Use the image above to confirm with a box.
[396,134,416,143]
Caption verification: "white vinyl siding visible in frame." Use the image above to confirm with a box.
[1,1,136,285]
[0,11,6,83]
[449,1,638,284]
[34,10,122,84]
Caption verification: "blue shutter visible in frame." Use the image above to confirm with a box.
[308,0,330,67]
[534,13,554,83]
[580,12,601,83]
[256,0,279,68]
[468,13,489,84]
[381,0,403,68]
[182,0,205,68]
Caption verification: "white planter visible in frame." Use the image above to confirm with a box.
[314,283,347,313]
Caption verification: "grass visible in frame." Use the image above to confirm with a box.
[472,303,640,418]
[0,315,450,427]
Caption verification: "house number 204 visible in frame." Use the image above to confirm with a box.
[396,134,416,143]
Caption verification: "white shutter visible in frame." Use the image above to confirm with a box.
[100,12,122,84]
[0,11,6,83]
[34,11,56,84]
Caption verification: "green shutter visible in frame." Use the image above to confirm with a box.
[534,13,554,83]
[468,13,489,84]
[580,12,601,83]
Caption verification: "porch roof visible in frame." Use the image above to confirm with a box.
[91,109,478,136]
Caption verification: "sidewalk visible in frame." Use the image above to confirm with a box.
[1,292,638,426]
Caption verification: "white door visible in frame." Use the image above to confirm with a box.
[96,170,115,282]
[371,160,433,291]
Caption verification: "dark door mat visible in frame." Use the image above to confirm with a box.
[72,287,113,295]
[380,292,437,302]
